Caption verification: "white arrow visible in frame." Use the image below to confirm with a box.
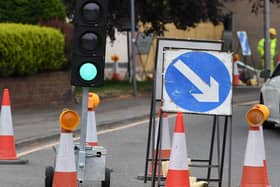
[173,59,219,102]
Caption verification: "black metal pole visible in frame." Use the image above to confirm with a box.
[228,116,233,187]
[127,32,131,79]
[151,111,162,187]
[144,77,157,183]
[157,112,163,187]
[216,116,221,177]
[219,116,228,187]
[207,115,217,183]
[130,0,137,95]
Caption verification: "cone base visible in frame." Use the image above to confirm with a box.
[52,172,78,187]
[0,136,17,160]
[158,149,171,159]
[148,150,171,177]
[240,184,266,187]
[263,160,270,186]
[87,142,98,146]
[240,166,266,187]
[165,169,190,187]
[233,75,240,86]
[112,73,121,80]
[148,161,164,177]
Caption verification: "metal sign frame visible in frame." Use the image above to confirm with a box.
[155,38,223,100]
[162,50,232,115]
[140,38,233,187]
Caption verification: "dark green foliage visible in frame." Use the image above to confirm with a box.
[109,0,225,35]
[0,23,66,76]
[251,0,280,13]
[138,0,224,32]
[0,0,66,24]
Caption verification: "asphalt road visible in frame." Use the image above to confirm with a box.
[0,86,275,187]
[1,103,280,186]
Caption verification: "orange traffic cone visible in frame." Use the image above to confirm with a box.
[165,112,190,187]
[112,61,121,80]
[233,54,241,86]
[259,127,270,187]
[52,110,80,187]
[111,54,121,81]
[0,88,17,160]
[148,112,171,176]
[86,92,100,146]
[240,126,266,187]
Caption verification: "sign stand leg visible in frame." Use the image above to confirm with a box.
[228,116,233,187]
[143,51,160,182]
[218,116,229,187]
[206,115,217,181]
[216,116,221,176]
[151,111,162,187]
[192,115,231,187]
[144,89,158,182]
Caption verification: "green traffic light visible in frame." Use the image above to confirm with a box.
[79,63,97,81]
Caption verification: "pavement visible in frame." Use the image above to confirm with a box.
[7,86,261,149]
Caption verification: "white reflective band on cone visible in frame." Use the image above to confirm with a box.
[0,106,14,135]
[259,127,266,160]
[86,110,98,143]
[233,62,239,75]
[154,117,171,150]
[244,130,263,166]
[55,133,76,172]
[168,133,188,170]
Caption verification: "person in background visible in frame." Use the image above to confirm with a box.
[257,27,278,72]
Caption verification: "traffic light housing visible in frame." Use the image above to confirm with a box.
[71,0,108,87]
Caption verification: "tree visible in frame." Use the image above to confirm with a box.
[110,0,225,35]
[62,0,279,38]
[250,0,280,13]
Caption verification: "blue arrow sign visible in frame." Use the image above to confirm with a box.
[164,51,231,113]
[237,31,251,56]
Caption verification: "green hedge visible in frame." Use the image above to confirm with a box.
[0,23,66,76]
[0,0,66,24]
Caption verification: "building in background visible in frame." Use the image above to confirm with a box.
[105,1,279,80]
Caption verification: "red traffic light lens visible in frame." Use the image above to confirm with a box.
[82,2,101,22]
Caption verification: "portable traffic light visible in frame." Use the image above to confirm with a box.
[71,0,108,87]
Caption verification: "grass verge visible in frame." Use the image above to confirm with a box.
[75,80,153,99]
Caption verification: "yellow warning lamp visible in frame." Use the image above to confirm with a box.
[233,53,240,62]
[111,54,119,62]
[88,92,100,110]
[59,109,80,131]
[246,104,270,127]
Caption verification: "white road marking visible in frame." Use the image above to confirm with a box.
[18,115,173,157]
[17,99,256,158]
[233,100,258,106]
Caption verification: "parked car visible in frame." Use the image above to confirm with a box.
[259,63,280,128]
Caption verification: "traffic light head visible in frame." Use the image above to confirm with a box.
[71,0,108,87]
[71,56,104,87]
